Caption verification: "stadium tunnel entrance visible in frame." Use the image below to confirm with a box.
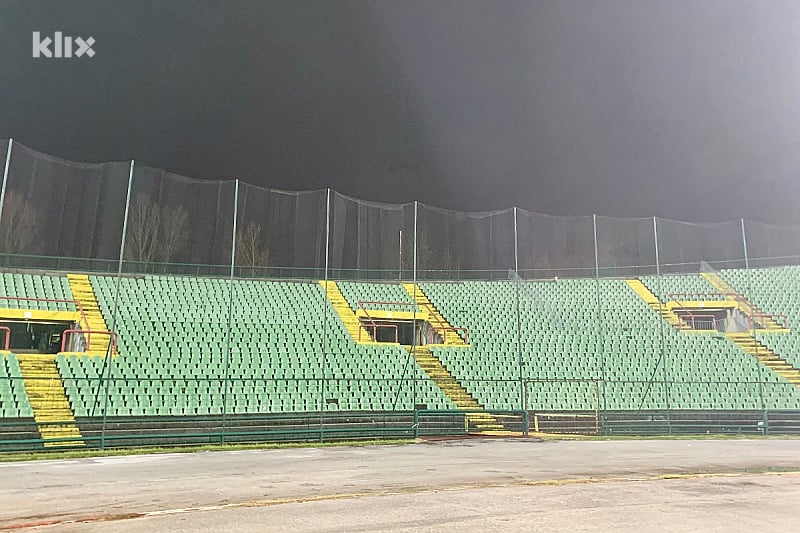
[360,318,426,345]
[0,319,75,353]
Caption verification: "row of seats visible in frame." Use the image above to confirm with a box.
[78,275,453,415]
[0,353,33,418]
[421,276,800,411]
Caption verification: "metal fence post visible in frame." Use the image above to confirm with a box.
[97,159,134,450]
[221,179,239,444]
[0,139,13,227]
[653,217,671,429]
[320,188,331,443]
[593,214,606,415]
[741,218,749,270]
[513,207,519,275]
[412,201,418,409]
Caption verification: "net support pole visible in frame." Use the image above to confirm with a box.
[593,214,600,279]
[221,179,239,444]
[513,207,519,274]
[319,188,331,442]
[593,214,606,417]
[0,139,13,228]
[98,159,134,450]
[653,216,670,430]
[514,207,524,413]
[741,218,749,270]
[399,230,403,280]
[411,201,418,409]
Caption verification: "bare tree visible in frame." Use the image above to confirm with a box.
[0,190,39,254]
[125,194,161,263]
[125,194,188,265]
[160,204,189,263]
[236,221,269,276]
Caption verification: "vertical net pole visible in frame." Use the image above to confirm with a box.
[514,207,523,412]
[0,139,12,227]
[398,230,403,280]
[513,207,519,275]
[743,219,766,429]
[221,179,239,444]
[741,218,750,271]
[593,214,606,421]
[412,201,418,411]
[98,159,134,450]
[320,188,331,442]
[653,216,670,431]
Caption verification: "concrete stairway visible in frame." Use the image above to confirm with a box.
[702,273,787,331]
[402,283,469,346]
[726,333,800,387]
[67,274,114,354]
[17,353,83,447]
[320,281,373,343]
[407,345,505,433]
[625,279,689,330]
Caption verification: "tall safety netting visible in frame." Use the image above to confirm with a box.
[122,165,237,276]
[415,204,515,280]
[0,143,130,271]
[515,210,594,279]
[595,216,657,278]
[655,218,746,274]
[329,192,414,280]
[745,220,800,269]
[236,184,327,279]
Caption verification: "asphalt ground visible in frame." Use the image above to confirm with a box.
[3,438,800,531]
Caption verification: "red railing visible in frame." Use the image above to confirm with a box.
[0,295,120,354]
[751,312,789,330]
[667,291,734,302]
[355,299,470,344]
[60,329,119,354]
[0,326,9,350]
[356,300,415,343]
[667,292,789,330]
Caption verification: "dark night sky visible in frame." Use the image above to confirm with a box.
[1,0,799,223]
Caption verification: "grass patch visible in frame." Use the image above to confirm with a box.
[0,438,416,462]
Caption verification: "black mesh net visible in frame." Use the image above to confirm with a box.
[329,192,413,280]
[0,143,130,270]
[236,184,327,278]
[517,209,595,278]
[416,204,515,280]
[595,216,657,277]
[0,141,798,281]
[745,220,800,268]
[123,165,236,275]
[655,218,745,273]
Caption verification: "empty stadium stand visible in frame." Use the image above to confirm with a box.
[1,266,800,447]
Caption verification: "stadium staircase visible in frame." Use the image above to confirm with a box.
[319,280,373,343]
[701,273,787,331]
[17,353,83,446]
[624,280,689,330]
[67,274,114,354]
[402,283,469,345]
[726,333,800,387]
[406,345,505,433]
